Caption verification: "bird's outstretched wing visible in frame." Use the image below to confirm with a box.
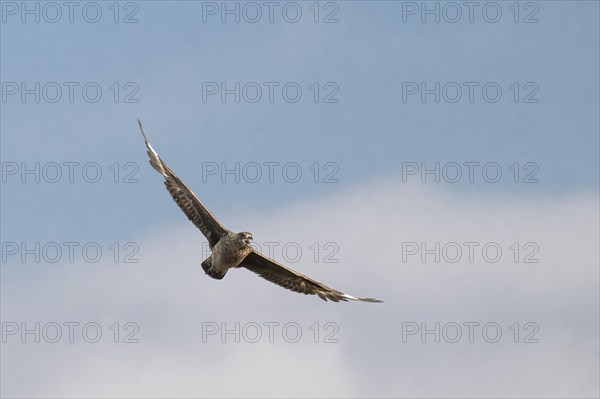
[240,251,383,303]
[137,119,228,248]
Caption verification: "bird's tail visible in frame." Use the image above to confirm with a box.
[201,256,212,273]
[201,256,227,280]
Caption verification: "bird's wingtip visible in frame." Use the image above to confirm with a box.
[361,297,384,303]
[342,293,383,303]
[137,118,149,143]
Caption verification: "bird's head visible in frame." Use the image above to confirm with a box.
[237,231,253,246]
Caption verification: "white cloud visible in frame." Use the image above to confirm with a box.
[2,178,598,398]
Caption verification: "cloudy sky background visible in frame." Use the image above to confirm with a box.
[1,1,598,397]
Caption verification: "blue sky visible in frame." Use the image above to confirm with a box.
[1,1,599,397]
[2,1,599,240]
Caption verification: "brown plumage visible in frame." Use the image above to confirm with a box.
[137,119,382,303]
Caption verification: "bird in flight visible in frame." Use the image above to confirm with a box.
[137,120,382,303]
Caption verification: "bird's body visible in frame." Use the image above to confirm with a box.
[137,119,382,303]
[202,231,253,279]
